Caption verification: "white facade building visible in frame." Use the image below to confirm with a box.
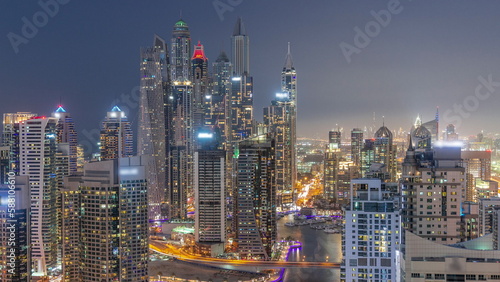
[341,178,401,282]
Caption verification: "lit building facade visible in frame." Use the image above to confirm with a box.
[351,128,364,168]
[401,133,466,244]
[52,106,78,174]
[461,150,492,202]
[230,18,253,142]
[138,35,169,220]
[2,112,37,175]
[191,42,209,132]
[167,80,194,219]
[100,106,133,160]
[19,116,58,275]
[170,19,191,81]
[235,135,277,260]
[479,197,500,236]
[341,178,401,282]
[373,125,397,182]
[324,131,341,201]
[194,133,225,248]
[263,97,294,209]
[64,157,149,281]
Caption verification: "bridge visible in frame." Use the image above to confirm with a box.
[149,241,340,269]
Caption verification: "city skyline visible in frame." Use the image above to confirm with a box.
[3,2,500,281]
[2,1,500,142]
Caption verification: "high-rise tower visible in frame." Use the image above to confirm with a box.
[324,130,341,201]
[170,19,191,81]
[19,116,58,275]
[100,106,133,160]
[373,125,397,181]
[166,80,194,219]
[211,50,232,141]
[230,18,253,141]
[194,133,226,248]
[401,132,466,244]
[234,134,277,260]
[351,128,363,167]
[191,42,209,133]
[63,157,149,281]
[52,105,78,174]
[2,112,37,174]
[341,179,401,282]
[231,17,249,76]
[138,35,169,220]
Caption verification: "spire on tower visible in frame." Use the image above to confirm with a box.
[284,42,294,70]
[414,115,422,128]
[407,133,414,151]
[233,17,246,36]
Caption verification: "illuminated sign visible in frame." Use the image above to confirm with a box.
[198,133,213,139]
[119,167,139,176]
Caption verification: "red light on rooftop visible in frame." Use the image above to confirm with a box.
[191,42,207,61]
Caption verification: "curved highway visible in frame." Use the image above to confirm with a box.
[150,240,340,269]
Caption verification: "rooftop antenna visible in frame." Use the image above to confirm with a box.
[180,10,182,19]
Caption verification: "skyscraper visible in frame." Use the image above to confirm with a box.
[324,130,341,201]
[444,124,459,141]
[191,41,209,133]
[19,116,58,275]
[60,175,81,282]
[64,156,149,281]
[373,125,397,181]
[2,112,37,175]
[281,43,297,204]
[211,50,232,142]
[52,105,78,174]
[170,18,191,81]
[401,133,465,244]
[167,80,194,219]
[100,106,133,160]
[235,134,277,260]
[231,17,249,77]
[194,133,226,254]
[351,128,364,167]
[262,44,297,209]
[461,150,492,202]
[263,97,294,209]
[230,18,253,141]
[341,178,401,282]
[138,35,169,220]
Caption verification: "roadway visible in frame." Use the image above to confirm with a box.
[149,240,340,269]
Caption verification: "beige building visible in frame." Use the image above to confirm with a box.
[402,231,500,281]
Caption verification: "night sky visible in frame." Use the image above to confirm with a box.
[2,0,500,145]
